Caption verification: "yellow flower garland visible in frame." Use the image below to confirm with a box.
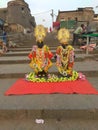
[25,71,79,82]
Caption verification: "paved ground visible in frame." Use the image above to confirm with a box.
[0,118,98,130]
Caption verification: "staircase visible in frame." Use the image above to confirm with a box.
[0,32,98,130]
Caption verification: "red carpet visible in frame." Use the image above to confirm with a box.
[5,78,98,96]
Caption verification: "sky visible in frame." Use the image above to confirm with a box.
[0,0,98,28]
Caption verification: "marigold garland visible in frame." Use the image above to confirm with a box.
[25,71,79,82]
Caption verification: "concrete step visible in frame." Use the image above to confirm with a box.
[0,118,98,130]
[2,51,29,56]
[0,55,30,64]
[0,77,98,120]
[1,53,98,64]
[0,52,98,64]
[2,50,86,57]
[0,61,98,78]
[4,46,98,55]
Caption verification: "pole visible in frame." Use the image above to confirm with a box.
[50,9,54,28]
[52,9,54,23]
[86,36,89,55]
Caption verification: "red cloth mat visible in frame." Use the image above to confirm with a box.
[5,78,98,96]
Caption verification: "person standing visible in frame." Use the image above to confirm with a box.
[72,24,85,45]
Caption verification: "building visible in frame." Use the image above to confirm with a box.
[0,0,36,32]
[57,7,94,22]
[56,7,98,29]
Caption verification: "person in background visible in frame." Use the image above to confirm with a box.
[72,24,85,45]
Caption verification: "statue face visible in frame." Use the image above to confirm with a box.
[37,42,44,48]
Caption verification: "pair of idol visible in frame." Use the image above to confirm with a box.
[28,25,75,78]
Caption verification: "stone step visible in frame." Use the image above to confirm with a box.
[0,54,98,64]
[0,119,98,130]
[6,46,98,57]
[0,77,98,120]
[1,71,98,78]
[3,49,86,56]
[0,61,98,78]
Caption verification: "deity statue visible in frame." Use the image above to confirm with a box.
[28,25,53,78]
[55,28,75,77]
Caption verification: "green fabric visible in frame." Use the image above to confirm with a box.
[60,20,76,29]
[81,33,98,37]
